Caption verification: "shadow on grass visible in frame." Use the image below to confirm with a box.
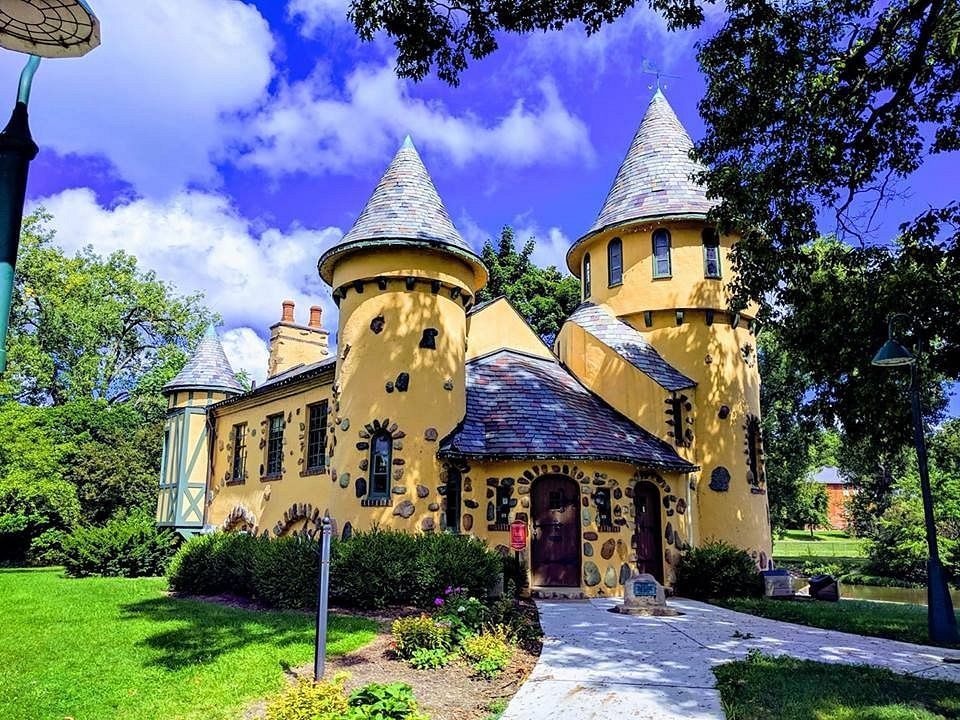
[715,654,960,720]
[119,595,370,671]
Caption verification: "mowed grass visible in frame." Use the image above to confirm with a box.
[0,567,377,720]
[715,653,960,719]
[773,529,866,559]
[720,597,960,648]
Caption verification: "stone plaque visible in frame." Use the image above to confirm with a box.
[614,572,678,616]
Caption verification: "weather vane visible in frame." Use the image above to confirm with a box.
[641,61,681,91]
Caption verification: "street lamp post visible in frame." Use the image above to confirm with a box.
[0,0,101,372]
[872,314,959,645]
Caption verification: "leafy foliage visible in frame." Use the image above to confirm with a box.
[459,626,513,678]
[266,675,352,720]
[408,647,451,669]
[61,510,179,578]
[391,614,453,659]
[347,682,428,720]
[674,540,764,600]
[475,226,581,341]
[167,531,260,596]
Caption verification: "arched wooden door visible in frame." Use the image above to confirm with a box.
[531,475,580,587]
[633,482,664,583]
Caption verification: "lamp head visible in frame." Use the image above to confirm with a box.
[0,0,100,58]
[872,338,915,367]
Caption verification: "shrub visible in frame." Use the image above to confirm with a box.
[391,614,452,659]
[62,510,178,578]
[674,540,763,600]
[347,682,428,720]
[435,587,487,642]
[265,675,350,720]
[409,532,503,606]
[460,626,513,678]
[331,528,418,609]
[408,647,450,669]
[167,531,259,596]
[26,528,67,566]
[251,535,319,609]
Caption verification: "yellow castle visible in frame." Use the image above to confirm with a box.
[157,91,772,595]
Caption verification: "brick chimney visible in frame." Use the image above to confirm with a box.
[267,300,330,377]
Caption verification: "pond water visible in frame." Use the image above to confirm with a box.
[840,582,960,606]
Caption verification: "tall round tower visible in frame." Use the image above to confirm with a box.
[317,137,487,533]
[562,91,772,567]
[157,325,244,537]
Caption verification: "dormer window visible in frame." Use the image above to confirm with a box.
[652,229,672,278]
[703,228,721,279]
[583,253,592,299]
[607,237,623,286]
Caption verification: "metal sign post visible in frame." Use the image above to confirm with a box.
[314,516,333,681]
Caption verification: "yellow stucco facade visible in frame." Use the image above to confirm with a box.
[158,95,772,596]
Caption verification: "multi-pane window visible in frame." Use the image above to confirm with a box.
[594,488,613,531]
[231,423,247,482]
[305,401,328,472]
[444,468,462,533]
[266,413,284,476]
[369,431,392,498]
[607,237,623,286]
[583,253,591,299]
[495,485,511,527]
[703,228,721,279]
[652,229,672,278]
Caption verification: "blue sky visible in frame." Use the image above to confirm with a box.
[2,0,956,414]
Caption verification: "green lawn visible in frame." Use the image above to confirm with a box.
[0,567,377,720]
[773,529,866,559]
[720,597,960,648]
[715,652,960,719]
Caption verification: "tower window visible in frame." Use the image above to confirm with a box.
[265,414,284,476]
[369,431,393,499]
[444,468,462,533]
[607,237,623,286]
[746,416,764,487]
[652,229,672,278]
[231,423,247,482]
[703,228,721,279]
[583,253,592,299]
[305,401,328,472]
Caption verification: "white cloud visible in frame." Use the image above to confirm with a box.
[236,62,593,176]
[287,0,351,34]
[0,0,275,196]
[221,327,270,385]
[30,188,342,381]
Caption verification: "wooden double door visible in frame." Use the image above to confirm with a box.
[531,475,580,587]
[633,482,664,583]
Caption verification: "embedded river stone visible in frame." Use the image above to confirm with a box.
[583,561,601,587]
[464,499,479,509]
[600,539,616,560]
[393,500,415,518]
[709,466,731,492]
[486,502,495,522]
[619,563,631,584]
[462,513,473,531]
[338,473,350,489]
[583,542,594,557]
[421,517,435,531]
[416,485,429,498]
[604,566,618,588]
[341,522,352,541]
[355,477,366,498]
[583,531,599,541]
[427,502,439,512]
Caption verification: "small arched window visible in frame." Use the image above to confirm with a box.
[369,431,393,499]
[702,228,721,279]
[607,237,623,286]
[652,229,672,278]
[583,253,592,299]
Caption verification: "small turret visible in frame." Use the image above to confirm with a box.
[158,326,242,537]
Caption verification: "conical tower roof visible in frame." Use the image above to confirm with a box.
[163,325,244,395]
[567,90,715,273]
[318,137,486,287]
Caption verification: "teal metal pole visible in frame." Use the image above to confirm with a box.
[0,56,40,373]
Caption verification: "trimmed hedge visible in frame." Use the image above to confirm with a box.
[62,511,179,578]
[167,527,503,610]
[674,540,764,600]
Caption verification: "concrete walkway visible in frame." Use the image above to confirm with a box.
[501,598,960,720]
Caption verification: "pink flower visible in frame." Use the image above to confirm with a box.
[434,598,444,606]
[445,586,453,595]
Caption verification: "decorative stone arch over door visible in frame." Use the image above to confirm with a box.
[530,475,581,587]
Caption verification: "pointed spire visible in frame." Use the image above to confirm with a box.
[566,90,715,272]
[318,137,485,286]
[163,325,244,395]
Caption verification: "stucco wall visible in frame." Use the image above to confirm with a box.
[466,297,554,362]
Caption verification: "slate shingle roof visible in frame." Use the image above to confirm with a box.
[567,90,715,273]
[318,136,486,285]
[567,303,695,391]
[439,350,696,472]
[163,326,244,395]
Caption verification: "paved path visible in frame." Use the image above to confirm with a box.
[501,598,960,720]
